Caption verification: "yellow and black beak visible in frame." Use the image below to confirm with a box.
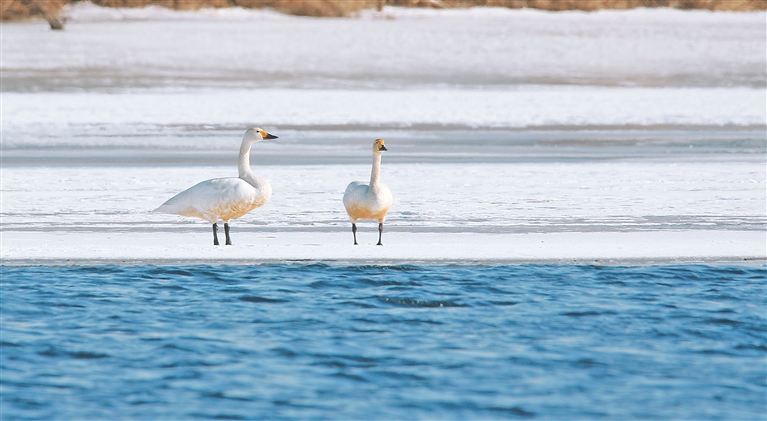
[379,145,387,151]
[264,132,278,140]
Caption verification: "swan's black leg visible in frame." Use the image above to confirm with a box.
[212,223,220,246]
[377,222,384,246]
[352,223,358,245]
[224,223,232,245]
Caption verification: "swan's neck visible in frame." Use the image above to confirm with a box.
[369,152,382,187]
[238,141,260,187]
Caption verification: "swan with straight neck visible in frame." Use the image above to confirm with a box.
[342,139,393,245]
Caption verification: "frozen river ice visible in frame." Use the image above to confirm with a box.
[1,4,765,263]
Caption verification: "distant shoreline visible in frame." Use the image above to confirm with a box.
[4,0,765,25]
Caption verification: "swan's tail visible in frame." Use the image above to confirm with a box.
[152,204,177,214]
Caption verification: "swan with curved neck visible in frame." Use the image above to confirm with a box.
[343,139,393,245]
[154,127,277,245]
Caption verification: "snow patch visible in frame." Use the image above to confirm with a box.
[61,1,287,22]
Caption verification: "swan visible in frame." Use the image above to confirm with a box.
[343,138,393,245]
[153,127,277,245]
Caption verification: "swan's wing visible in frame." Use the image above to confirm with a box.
[154,178,257,219]
[343,181,369,204]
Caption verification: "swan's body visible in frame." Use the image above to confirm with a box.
[343,139,392,245]
[155,177,271,223]
[154,127,277,245]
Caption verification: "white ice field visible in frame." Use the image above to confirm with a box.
[1,4,765,264]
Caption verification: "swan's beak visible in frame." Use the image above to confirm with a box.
[379,145,387,151]
[264,132,278,140]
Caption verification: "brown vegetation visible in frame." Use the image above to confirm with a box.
[454,0,766,11]
[3,0,765,24]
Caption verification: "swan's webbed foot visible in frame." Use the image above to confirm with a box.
[212,223,220,246]
[224,223,232,245]
[377,222,384,246]
[352,223,358,245]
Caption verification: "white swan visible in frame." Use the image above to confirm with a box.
[343,138,393,245]
[154,127,277,245]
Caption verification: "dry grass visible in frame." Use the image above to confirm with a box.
[3,0,765,22]
[476,0,767,11]
[3,0,68,22]
[86,0,377,16]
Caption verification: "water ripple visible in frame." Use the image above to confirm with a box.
[1,264,764,420]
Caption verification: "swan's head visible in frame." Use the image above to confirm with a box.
[373,138,387,153]
[244,127,278,143]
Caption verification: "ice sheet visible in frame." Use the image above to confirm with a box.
[2,162,764,232]
[4,4,764,89]
[3,87,764,138]
[1,162,764,263]
[2,5,765,264]
[2,230,764,265]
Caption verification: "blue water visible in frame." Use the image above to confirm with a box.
[2,264,765,420]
